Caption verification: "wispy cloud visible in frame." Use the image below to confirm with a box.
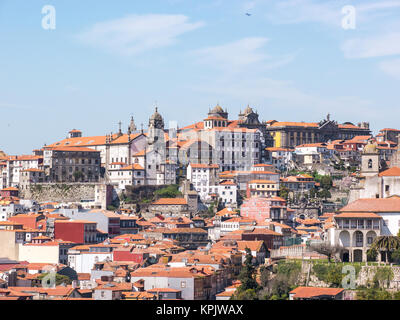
[0,102,27,110]
[76,14,204,56]
[358,1,400,11]
[342,32,400,59]
[245,0,400,27]
[193,37,295,73]
[264,0,344,27]
[379,58,400,79]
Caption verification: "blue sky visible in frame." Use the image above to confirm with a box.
[1,0,400,154]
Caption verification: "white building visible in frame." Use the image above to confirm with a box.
[187,163,219,200]
[265,147,294,171]
[179,105,264,171]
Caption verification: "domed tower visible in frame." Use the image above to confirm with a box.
[207,104,228,120]
[238,105,260,125]
[149,107,165,130]
[147,107,165,148]
[361,140,379,177]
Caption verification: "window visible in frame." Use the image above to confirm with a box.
[180,281,186,288]
[368,159,373,169]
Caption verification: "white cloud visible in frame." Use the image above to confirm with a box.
[253,0,400,28]
[193,37,295,73]
[341,32,400,58]
[379,58,400,79]
[358,1,400,12]
[76,14,204,56]
[265,0,344,27]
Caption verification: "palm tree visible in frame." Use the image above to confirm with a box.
[370,236,400,263]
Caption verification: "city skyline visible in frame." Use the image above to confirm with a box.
[1,0,400,154]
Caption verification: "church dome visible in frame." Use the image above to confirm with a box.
[244,105,253,115]
[150,107,163,121]
[211,104,224,114]
[363,140,378,154]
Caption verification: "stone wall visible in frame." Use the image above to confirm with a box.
[303,261,400,290]
[357,265,400,290]
[21,183,97,203]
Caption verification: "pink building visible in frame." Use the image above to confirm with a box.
[240,196,287,223]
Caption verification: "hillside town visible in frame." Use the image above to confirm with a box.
[1,105,400,301]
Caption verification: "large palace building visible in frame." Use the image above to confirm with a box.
[265,114,371,148]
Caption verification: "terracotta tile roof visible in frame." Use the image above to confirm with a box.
[379,167,400,177]
[247,228,282,236]
[77,273,91,281]
[149,227,207,234]
[45,146,100,153]
[1,187,19,191]
[8,286,76,297]
[289,286,344,299]
[120,164,145,170]
[122,291,156,299]
[220,180,236,185]
[152,198,187,205]
[236,240,264,252]
[340,197,400,213]
[335,212,382,219]
[131,266,210,278]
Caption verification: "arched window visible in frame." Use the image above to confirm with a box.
[368,159,373,169]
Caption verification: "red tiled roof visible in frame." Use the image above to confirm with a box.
[335,212,382,219]
[340,197,400,213]
[152,198,187,205]
[289,286,344,299]
[379,167,400,177]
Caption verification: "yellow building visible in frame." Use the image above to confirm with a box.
[247,180,279,197]
[266,116,370,148]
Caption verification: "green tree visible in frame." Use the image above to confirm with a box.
[373,267,394,289]
[259,266,270,287]
[312,263,355,287]
[370,236,400,263]
[309,187,318,199]
[264,261,301,300]
[238,248,259,291]
[357,286,393,300]
[37,273,72,286]
[318,189,331,200]
[392,248,400,264]
[154,184,182,198]
[232,248,260,300]
[279,186,290,200]
[367,248,378,261]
